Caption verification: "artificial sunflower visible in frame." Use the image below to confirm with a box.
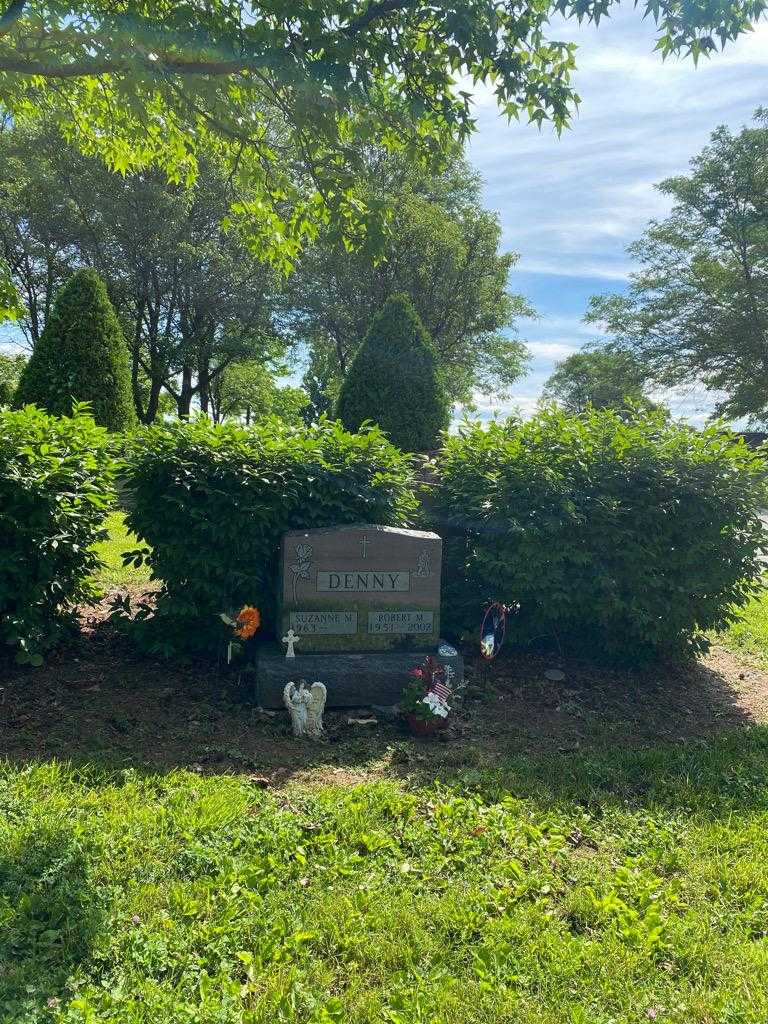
[234,605,261,640]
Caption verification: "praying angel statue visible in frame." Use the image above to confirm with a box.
[283,680,327,739]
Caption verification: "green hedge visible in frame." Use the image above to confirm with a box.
[0,404,116,665]
[434,407,767,662]
[121,417,418,656]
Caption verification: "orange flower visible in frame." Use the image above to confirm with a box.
[234,605,261,639]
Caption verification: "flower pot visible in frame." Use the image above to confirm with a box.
[406,713,449,737]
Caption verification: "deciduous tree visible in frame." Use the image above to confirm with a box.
[0,350,24,406]
[2,1,761,269]
[213,361,309,424]
[0,120,282,422]
[542,346,658,415]
[587,110,768,424]
[286,151,530,416]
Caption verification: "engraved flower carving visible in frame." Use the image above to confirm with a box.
[290,543,313,601]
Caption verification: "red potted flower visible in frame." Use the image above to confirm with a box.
[401,656,452,736]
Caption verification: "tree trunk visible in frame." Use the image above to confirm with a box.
[130,304,146,422]
[145,375,163,423]
[177,362,194,419]
[199,353,210,415]
[130,342,144,422]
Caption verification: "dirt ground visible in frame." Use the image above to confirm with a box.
[2,588,767,786]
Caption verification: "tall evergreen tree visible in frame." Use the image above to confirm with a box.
[15,269,135,429]
[335,294,450,452]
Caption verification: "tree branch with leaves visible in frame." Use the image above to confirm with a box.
[587,109,768,425]
[2,1,763,271]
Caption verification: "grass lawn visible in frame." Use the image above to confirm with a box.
[3,517,768,1022]
[4,731,768,1023]
[719,588,768,667]
[91,511,152,589]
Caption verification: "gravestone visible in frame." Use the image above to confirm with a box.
[280,524,441,652]
[255,524,463,708]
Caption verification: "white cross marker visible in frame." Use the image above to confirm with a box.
[360,535,370,558]
[282,629,300,658]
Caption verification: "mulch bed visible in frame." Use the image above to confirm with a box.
[2,588,767,785]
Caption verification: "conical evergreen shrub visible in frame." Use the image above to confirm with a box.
[15,269,135,430]
[335,293,450,452]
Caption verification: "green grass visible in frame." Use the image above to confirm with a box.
[720,587,768,665]
[91,511,151,589]
[4,733,768,1023]
[41,516,768,1022]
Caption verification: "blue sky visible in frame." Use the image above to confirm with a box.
[466,8,768,423]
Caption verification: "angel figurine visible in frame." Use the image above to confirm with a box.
[305,681,327,739]
[283,680,327,739]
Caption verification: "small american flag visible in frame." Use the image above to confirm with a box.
[428,673,451,702]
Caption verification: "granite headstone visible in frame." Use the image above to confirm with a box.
[255,524,463,708]
[279,524,442,653]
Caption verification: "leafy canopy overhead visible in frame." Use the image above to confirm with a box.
[2,1,765,274]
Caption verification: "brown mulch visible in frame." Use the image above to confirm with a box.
[1,588,767,786]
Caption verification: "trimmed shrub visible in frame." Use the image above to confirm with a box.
[434,406,767,662]
[121,416,418,656]
[0,404,116,665]
[14,269,135,430]
[335,293,450,452]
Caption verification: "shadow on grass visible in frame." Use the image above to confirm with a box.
[0,826,101,1017]
[1,615,767,814]
[443,726,768,817]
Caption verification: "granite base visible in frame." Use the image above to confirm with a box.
[254,641,464,709]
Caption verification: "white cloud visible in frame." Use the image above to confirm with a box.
[467,389,540,423]
[518,257,632,281]
[465,8,768,425]
[526,340,581,361]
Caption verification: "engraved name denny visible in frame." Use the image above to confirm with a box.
[316,570,410,593]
